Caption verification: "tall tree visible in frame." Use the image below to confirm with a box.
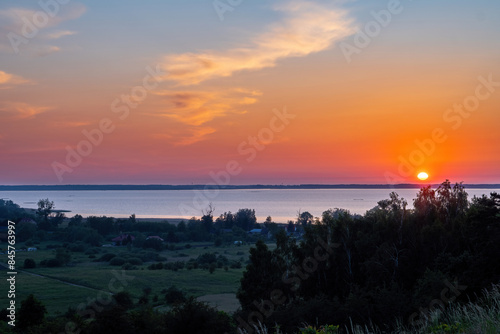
[17,294,47,329]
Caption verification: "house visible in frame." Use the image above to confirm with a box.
[248,229,262,234]
[146,236,164,242]
[112,234,135,246]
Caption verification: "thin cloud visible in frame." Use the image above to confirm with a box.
[0,70,32,89]
[0,3,86,55]
[0,102,52,119]
[35,45,61,57]
[154,88,261,126]
[52,121,91,128]
[160,1,355,85]
[45,30,77,40]
[153,127,216,146]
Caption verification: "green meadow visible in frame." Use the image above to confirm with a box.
[1,241,268,315]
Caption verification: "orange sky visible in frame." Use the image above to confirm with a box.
[0,0,499,185]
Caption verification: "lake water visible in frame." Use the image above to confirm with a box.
[1,188,498,223]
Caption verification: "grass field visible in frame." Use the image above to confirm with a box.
[0,241,270,315]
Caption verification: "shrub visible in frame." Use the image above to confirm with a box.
[68,243,87,252]
[109,257,126,266]
[24,258,36,269]
[46,258,62,267]
[113,292,133,309]
[97,253,116,262]
[85,248,100,255]
[127,257,143,265]
[164,285,186,304]
[121,263,137,270]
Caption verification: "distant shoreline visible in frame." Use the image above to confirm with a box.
[0,184,499,191]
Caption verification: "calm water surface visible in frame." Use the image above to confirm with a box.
[1,189,498,223]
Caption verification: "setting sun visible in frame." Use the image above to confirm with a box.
[417,172,429,181]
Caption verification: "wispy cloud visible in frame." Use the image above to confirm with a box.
[154,1,354,146]
[0,102,52,119]
[161,1,355,86]
[0,3,86,55]
[153,126,216,146]
[153,88,261,126]
[0,70,32,89]
[35,45,61,57]
[45,30,77,40]
[52,121,91,128]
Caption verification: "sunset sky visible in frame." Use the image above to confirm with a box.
[1,0,499,185]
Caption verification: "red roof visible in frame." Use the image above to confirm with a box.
[146,236,164,241]
[112,234,135,242]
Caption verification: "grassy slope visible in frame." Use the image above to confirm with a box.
[0,241,264,315]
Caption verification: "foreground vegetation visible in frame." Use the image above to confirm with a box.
[0,180,499,333]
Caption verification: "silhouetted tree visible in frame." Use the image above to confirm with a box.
[17,294,47,329]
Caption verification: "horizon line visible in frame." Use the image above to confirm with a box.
[1,183,499,191]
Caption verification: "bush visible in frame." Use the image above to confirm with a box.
[109,257,126,266]
[121,263,137,270]
[85,248,101,255]
[46,258,62,267]
[97,253,116,262]
[127,257,143,265]
[68,243,87,252]
[164,285,186,304]
[113,292,133,309]
[230,261,242,269]
[24,258,36,269]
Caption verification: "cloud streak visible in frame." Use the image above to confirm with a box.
[153,1,355,146]
[0,102,52,119]
[0,3,86,55]
[154,88,261,126]
[0,70,32,89]
[153,126,217,146]
[161,1,355,86]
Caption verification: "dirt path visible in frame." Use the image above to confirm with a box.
[0,261,111,295]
